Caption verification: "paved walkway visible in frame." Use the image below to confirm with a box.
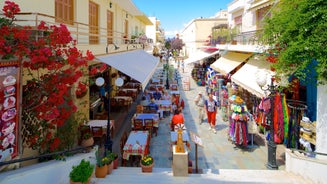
[147,62,285,170]
[92,60,318,184]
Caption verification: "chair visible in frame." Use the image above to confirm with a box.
[117,98,126,111]
[136,105,144,113]
[120,131,129,166]
[91,126,105,147]
[144,119,154,137]
[118,90,126,96]
[78,125,91,144]
[133,119,144,130]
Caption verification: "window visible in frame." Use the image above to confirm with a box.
[89,1,99,44]
[55,0,74,24]
[107,10,113,44]
[257,6,271,29]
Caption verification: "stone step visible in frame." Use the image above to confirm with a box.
[93,167,313,184]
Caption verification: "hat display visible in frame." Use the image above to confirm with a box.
[234,96,244,105]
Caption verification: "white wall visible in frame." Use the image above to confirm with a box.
[0,149,96,184]
[316,85,327,158]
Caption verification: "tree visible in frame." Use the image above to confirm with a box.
[0,1,94,154]
[261,0,327,84]
[170,37,185,52]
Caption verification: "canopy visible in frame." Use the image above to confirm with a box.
[210,52,252,75]
[97,50,159,89]
[184,50,220,65]
[231,56,275,98]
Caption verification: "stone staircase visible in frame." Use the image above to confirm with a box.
[93,167,314,184]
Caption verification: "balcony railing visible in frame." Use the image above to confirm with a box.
[2,12,148,48]
[209,29,264,46]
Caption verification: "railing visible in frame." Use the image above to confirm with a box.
[0,145,94,167]
[209,30,264,46]
[3,12,148,47]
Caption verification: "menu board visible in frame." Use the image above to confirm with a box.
[0,61,20,161]
[190,131,203,147]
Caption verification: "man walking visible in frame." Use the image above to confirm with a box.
[194,91,205,124]
[205,93,219,133]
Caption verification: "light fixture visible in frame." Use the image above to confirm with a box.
[256,71,278,170]
[95,76,124,153]
[126,13,128,18]
[109,2,112,8]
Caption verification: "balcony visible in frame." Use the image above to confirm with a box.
[212,30,268,53]
[5,12,149,55]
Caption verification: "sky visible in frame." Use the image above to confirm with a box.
[132,0,232,38]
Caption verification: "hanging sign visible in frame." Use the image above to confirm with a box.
[0,61,20,161]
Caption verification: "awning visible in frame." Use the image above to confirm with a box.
[231,56,275,98]
[96,50,159,89]
[210,52,252,75]
[184,50,219,65]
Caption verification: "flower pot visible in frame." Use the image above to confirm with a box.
[140,161,154,173]
[95,165,107,178]
[81,137,94,152]
[113,157,119,169]
[107,162,113,174]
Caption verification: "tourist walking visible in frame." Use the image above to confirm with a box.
[205,93,219,133]
[194,91,206,124]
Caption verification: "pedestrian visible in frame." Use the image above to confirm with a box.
[194,91,205,124]
[181,60,184,73]
[205,93,219,133]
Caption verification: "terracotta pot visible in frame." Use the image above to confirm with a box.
[107,162,113,174]
[113,157,119,169]
[81,137,94,147]
[95,165,107,178]
[81,137,94,152]
[140,161,154,173]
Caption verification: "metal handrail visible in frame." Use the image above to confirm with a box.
[0,145,94,167]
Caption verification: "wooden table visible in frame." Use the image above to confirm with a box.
[122,131,150,160]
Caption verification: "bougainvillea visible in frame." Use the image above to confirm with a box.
[1,1,94,154]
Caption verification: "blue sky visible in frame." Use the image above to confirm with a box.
[132,0,232,38]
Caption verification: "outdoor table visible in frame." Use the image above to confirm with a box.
[87,120,114,137]
[132,113,159,128]
[122,131,150,160]
[155,100,172,112]
[113,96,133,106]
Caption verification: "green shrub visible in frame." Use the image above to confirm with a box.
[69,159,94,183]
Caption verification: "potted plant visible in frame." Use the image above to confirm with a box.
[105,151,115,174]
[81,133,94,150]
[69,159,94,184]
[112,153,119,169]
[140,155,154,173]
[95,149,107,178]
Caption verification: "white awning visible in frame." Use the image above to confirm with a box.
[184,50,220,65]
[96,50,159,89]
[231,56,275,98]
[210,52,252,75]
